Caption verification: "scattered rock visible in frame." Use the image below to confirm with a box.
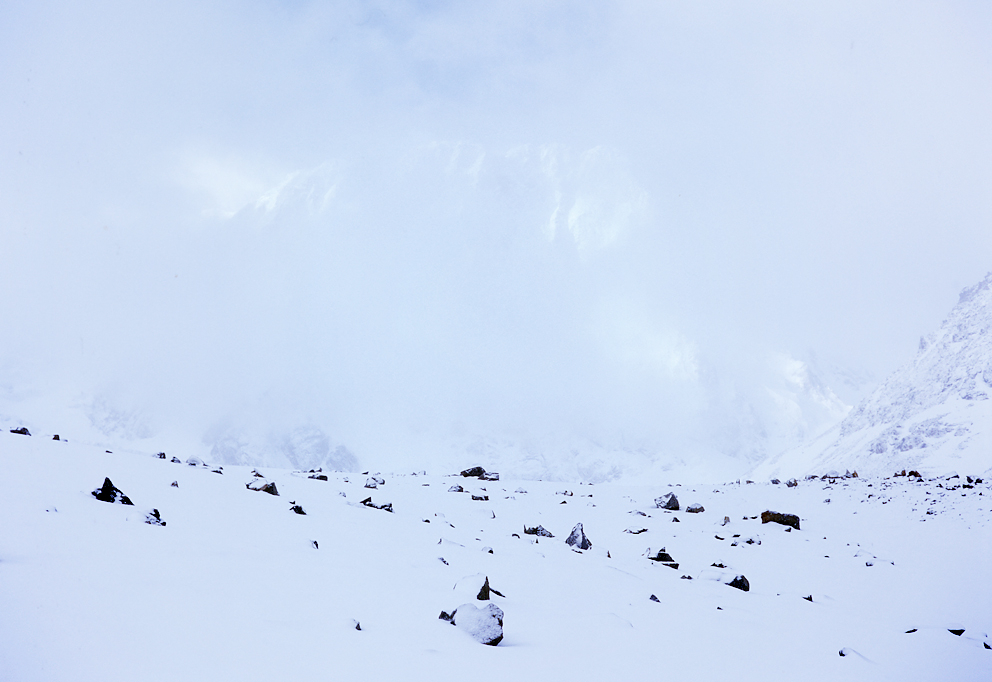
[308,474,328,481]
[649,594,660,602]
[171,457,181,464]
[761,510,800,530]
[170,481,178,487]
[53,434,60,441]
[722,516,730,526]
[360,497,393,512]
[480,472,500,481]
[364,477,379,489]
[251,468,264,477]
[557,490,574,496]
[448,484,464,493]
[565,523,592,550]
[625,527,648,534]
[524,524,554,537]
[9,427,30,436]
[91,478,134,505]
[311,540,319,549]
[647,547,678,569]
[948,628,965,636]
[154,452,165,459]
[448,603,504,646]
[686,503,704,513]
[471,494,489,501]
[672,517,680,522]
[804,595,813,602]
[185,457,204,467]
[246,479,279,496]
[711,563,726,568]
[771,479,780,485]
[460,466,487,478]
[144,509,166,526]
[290,504,306,515]
[727,575,750,592]
[211,467,223,474]
[786,478,798,488]
[655,493,679,511]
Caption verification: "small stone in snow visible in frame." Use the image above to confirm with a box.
[290,504,306,515]
[655,493,679,510]
[144,509,166,526]
[761,510,800,530]
[10,427,30,436]
[649,594,660,602]
[686,503,704,513]
[170,481,178,487]
[524,525,554,537]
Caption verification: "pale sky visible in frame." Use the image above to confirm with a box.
[2,1,990,473]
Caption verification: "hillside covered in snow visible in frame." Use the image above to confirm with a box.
[754,273,992,480]
[1,427,989,681]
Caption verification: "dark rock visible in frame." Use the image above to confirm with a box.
[438,610,454,622]
[311,540,319,549]
[476,576,493,600]
[655,493,679,511]
[948,628,965,636]
[145,509,166,526]
[680,575,693,580]
[211,467,223,474]
[154,452,166,459]
[565,523,592,550]
[91,478,134,505]
[53,434,60,441]
[727,575,750,592]
[170,481,178,487]
[460,466,487,478]
[309,474,328,481]
[360,497,393,512]
[471,494,489,501]
[290,504,306,515]
[905,629,917,633]
[524,524,554,537]
[171,457,181,463]
[448,485,465,493]
[686,503,704,513]
[786,478,798,487]
[10,427,30,436]
[364,477,379,489]
[246,479,279,495]
[251,468,264,477]
[672,517,680,522]
[908,470,922,478]
[804,595,813,602]
[761,510,800,530]
[711,562,727,568]
[185,457,203,467]
[480,472,500,481]
[649,594,660,602]
[771,479,780,485]
[647,548,678,568]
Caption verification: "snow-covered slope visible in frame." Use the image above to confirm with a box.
[2,428,990,681]
[754,273,992,479]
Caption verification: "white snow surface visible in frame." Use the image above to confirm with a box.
[754,272,992,480]
[2,430,990,681]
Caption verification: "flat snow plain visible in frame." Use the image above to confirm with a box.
[1,430,990,681]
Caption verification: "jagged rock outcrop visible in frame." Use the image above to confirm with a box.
[565,523,592,550]
[91,478,133,505]
[655,493,679,511]
[754,272,992,478]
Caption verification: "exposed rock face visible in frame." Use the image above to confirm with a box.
[92,478,133,505]
[761,510,800,530]
[246,479,279,495]
[727,575,750,591]
[524,524,554,537]
[565,523,592,550]
[754,272,992,478]
[655,493,679,511]
[460,466,487,478]
[686,503,704,513]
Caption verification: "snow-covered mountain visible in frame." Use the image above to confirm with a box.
[754,272,992,479]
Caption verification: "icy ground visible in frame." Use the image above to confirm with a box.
[1,430,990,681]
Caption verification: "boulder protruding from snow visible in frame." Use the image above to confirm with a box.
[448,484,465,493]
[145,508,166,526]
[686,503,704,513]
[246,479,279,496]
[727,575,750,591]
[565,523,592,550]
[655,493,679,511]
[360,497,393,512]
[786,478,798,488]
[447,603,504,646]
[480,472,500,481]
[761,510,800,530]
[154,452,166,459]
[364,477,378,489]
[647,547,679,569]
[10,427,30,436]
[92,478,134,505]
[524,524,554,537]
[460,466,486,478]
[289,504,306,515]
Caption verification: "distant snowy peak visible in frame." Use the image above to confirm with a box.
[753,272,992,479]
